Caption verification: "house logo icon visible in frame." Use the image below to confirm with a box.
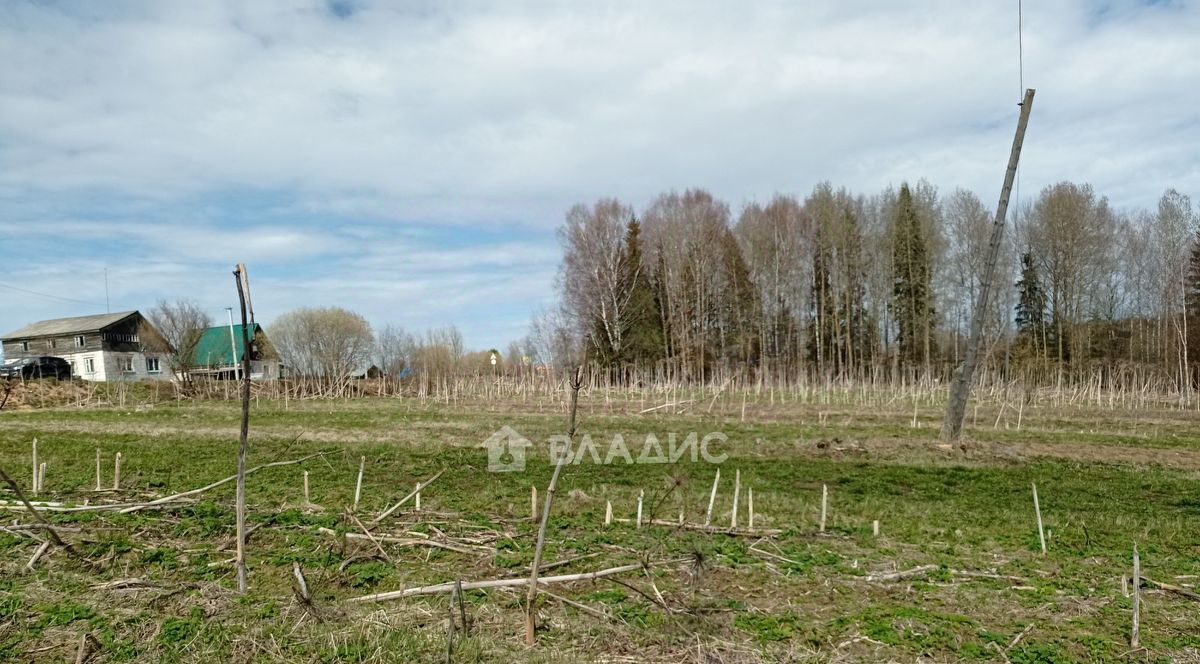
[480,426,533,472]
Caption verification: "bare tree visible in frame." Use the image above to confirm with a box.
[559,199,636,362]
[943,189,1014,365]
[375,324,415,378]
[1025,182,1117,363]
[269,307,374,392]
[143,299,214,381]
[737,194,811,372]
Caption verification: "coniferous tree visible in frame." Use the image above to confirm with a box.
[891,183,935,369]
[618,218,665,368]
[808,238,834,373]
[718,227,761,366]
[589,218,665,371]
[1014,250,1049,360]
[1186,230,1200,373]
[1187,230,1200,318]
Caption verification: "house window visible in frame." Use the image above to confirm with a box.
[21,341,29,351]
[75,336,85,347]
[118,356,134,373]
[84,358,95,374]
[146,357,161,374]
[49,339,56,349]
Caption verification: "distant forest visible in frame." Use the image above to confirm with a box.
[529,182,1200,389]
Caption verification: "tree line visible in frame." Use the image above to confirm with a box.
[145,302,518,395]
[536,182,1200,389]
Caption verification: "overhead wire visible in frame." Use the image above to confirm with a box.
[1013,0,1025,241]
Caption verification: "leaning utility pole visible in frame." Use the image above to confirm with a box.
[941,88,1035,441]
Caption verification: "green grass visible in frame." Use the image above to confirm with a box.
[1,394,1198,661]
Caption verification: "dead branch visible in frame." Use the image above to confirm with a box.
[1140,575,1200,602]
[74,633,100,664]
[541,588,622,623]
[316,527,490,555]
[865,564,939,582]
[118,451,327,513]
[347,557,690,604]
[0,465,76,556]
[371,469,446,525]
[523,551,601,574]
[346,512,392,562]
[90,578,169,591]
[26,540,50,570]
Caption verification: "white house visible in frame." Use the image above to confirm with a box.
[1,311,172,382]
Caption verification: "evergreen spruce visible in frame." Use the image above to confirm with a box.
[891,183,935,368]
[1014,250,1049,359]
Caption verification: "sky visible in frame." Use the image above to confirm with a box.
[1,0,1197,351]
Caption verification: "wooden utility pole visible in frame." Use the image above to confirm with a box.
[233,263,253,591]
[942,89,1035,441]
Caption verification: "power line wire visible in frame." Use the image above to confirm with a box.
[0,282,107,308]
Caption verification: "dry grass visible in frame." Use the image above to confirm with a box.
[2,387,1200,661]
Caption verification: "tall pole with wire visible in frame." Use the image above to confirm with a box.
[941,89,1035,441]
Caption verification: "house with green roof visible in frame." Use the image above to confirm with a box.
[188,323,281,380]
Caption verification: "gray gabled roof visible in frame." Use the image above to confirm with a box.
[1,311,140,340]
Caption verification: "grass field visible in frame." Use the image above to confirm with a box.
[2,388,1200,662]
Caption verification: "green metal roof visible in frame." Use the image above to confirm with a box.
[190,324,260,367]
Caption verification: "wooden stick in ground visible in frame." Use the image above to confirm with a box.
[303,471,311,505]
[353,456,365,511]
[415,482,422,511]
[38,462,46,495]
[604,501,612,526]
[704,468,720,527]
[1132,543,1140,648]
[31,438,38,496]
[873,520,880,537]
[455,579,467,634]
[748,487,754,530]
[730,470,741,529]
[525,366,583,646]
[113,452,121,491]
[1032,482,1046,554]
[531,485,537,522]
[819,484,828,532]
[371,469,445,524]
[118,451,325,513]
[234,263,253,593]
[95,449,101,491]
[445,581,457,663]
[636,490,643,528]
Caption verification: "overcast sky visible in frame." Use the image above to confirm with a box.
[1,0,1197,350]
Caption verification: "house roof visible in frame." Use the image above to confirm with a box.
[190,323,262,367]
[2,311,140,340]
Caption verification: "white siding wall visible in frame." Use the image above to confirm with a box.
[60,350,172,382]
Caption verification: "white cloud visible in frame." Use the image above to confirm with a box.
[1,0,1197,347]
